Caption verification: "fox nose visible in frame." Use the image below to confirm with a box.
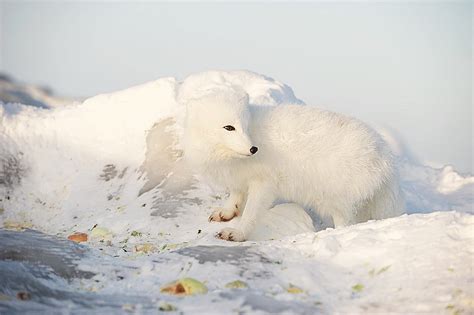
[250,146,258,155]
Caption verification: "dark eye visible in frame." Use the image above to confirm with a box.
[223,125,235,131]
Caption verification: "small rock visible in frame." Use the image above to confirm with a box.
[68,232,88,243]
[16,291,31,301]
[160,278,208,296]
[158,302,177,311]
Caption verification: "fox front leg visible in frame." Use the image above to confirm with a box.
[209,190,246,222]
[217,181,275,242]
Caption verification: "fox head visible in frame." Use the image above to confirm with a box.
[184,88,258,163]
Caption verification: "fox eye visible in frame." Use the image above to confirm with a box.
[223,125,235,131]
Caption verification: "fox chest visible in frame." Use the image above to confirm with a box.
[204,163,259,191]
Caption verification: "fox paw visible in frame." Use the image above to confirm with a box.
[209,208,239,222]
[216,228,245,242]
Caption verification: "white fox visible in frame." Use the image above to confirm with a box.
[184,87,405,241]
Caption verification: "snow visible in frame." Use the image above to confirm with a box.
[0,70,472,314]
[0,74,72,109]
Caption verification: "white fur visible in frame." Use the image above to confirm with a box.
[184,88,405,241]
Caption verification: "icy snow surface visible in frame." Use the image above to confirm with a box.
[0,70,472,314]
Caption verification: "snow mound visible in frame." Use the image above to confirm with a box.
[0,70,472,313]
[400,162,473,214]
[0,73,73,109]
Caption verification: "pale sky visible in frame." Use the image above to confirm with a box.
[0,1,472,173]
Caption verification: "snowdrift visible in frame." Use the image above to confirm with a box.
[0,70,472,314]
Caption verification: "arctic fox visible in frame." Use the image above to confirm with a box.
[184,88,405,241]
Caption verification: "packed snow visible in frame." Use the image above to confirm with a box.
[0,70,472,314]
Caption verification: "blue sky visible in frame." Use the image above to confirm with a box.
[0,1,472,173]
